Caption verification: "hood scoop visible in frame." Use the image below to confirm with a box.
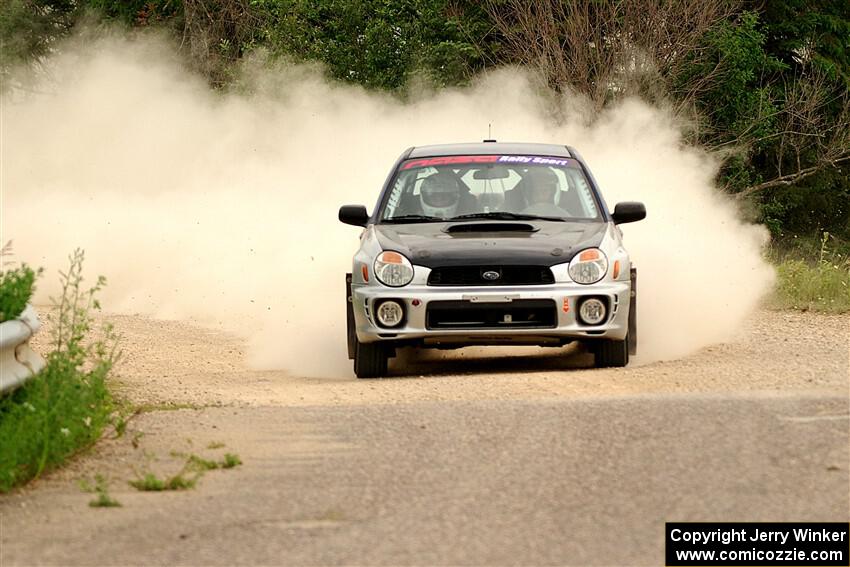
[444,222,539,234]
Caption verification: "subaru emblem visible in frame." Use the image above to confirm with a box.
[482,270,500,281]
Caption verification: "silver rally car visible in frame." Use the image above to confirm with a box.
[339,142,646,378]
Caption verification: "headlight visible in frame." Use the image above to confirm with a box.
[578,297,607,325]
[568,248,608,284]
[374,251,414,287]
[376,300,404,327]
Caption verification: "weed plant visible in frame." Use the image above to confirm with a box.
[771,232,850,313]
[0,250,119,491]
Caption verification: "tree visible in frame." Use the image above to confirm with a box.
[256,0,493,90]
[484,0,738,109]
[485,0,850,236]
[0,0,78,87]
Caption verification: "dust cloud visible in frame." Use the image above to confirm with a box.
[1,36,774,376]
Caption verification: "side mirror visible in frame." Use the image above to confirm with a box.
[339,205,370,227]
[611,202,646,224]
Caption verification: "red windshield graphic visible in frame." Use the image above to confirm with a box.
[400,155,500,170]
[400,155,579,170]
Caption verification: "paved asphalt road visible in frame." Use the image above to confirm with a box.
[2,392,847,566]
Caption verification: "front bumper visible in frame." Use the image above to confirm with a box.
[352,281,631,345]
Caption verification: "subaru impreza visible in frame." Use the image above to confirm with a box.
[339,142,646,378]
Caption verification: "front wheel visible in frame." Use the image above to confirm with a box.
[354,338,388,378]
[593,335,630,368]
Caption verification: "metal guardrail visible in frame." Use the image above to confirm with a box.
[0,305,46,394]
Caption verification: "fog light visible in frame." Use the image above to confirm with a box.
[376,300,404,327]
[578,298,607,325]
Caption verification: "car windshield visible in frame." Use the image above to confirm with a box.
[379,155,601,223]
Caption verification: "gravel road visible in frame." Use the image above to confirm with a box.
[1,309,847,565]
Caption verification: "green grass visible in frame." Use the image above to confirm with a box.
[221,453,242,469]
[0,250,119,492]
[131,452,241,492]
[0,240,43,323]
[187,454,220,471]
[114,414,128,438]
[770,233,850,313]
[129,472,198,491]
[89,491,122,507]
[0,359,112,491]
[186,452,242,471]
[81,474,122,508]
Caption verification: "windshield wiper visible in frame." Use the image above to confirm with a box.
[382,214,445,223]
[449,212,567,222]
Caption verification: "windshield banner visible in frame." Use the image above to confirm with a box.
[401,155,579,170]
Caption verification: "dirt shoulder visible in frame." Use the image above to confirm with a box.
[29,308,845,409]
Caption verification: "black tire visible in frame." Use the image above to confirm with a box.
[594,335,630,368]
[354,338,388,378]
[346,274,356,360]
[628,267,638,355]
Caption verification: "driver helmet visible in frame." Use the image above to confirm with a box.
[420,172,461,218]
[525,167,560,206]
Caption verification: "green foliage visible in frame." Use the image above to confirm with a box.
[90,490,122,507]
[3,1,848,238]
[760,0,850,86]
[679,12,786,179]
[770,233,850,312]
[0,0,78,82]
[131,450,241,491]
[0,250,118,492]
[129,471,197,491]
[753,1,850,240]
[114,414,128,437]
[84,0,181,25]
[221,453,242,468]
[676,5,849,239]
[82,473,122,507]
[256,0,492,90]
[761,170,850,237]
[186,452,242,471]
[0,244,41,322]
[186,454,220,471]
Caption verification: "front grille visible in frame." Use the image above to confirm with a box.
[427,265,555,286]
[426,299,557,330]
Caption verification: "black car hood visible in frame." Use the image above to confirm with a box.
[373,221,609,268]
